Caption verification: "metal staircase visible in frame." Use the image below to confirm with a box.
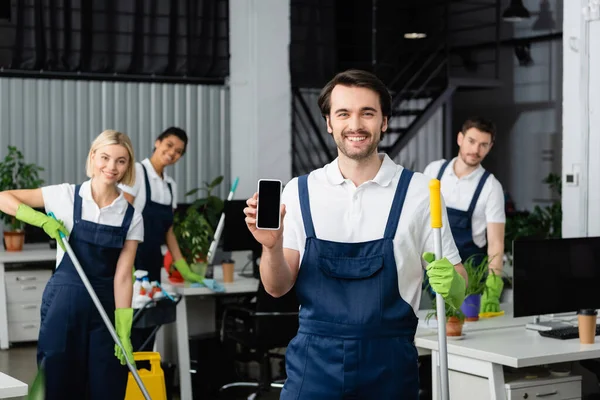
[291,0,503,176]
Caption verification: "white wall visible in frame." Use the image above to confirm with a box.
[562,0,600,237]
[229,0,292,198]
[0,78,230,202]
[452,0,563,212]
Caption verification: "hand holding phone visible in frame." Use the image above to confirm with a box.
[256,179,283,230]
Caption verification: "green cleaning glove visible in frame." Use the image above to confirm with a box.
[423,252,466,310]
[480,273,504,313]
[15,204,69,251]
[173,259,205,283]
[114,308,136,368]
[27,361,45,400]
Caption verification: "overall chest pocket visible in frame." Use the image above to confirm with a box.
[318,255,384,279]
[316,255,385,324]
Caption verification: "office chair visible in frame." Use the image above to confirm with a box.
[219,281,299,399]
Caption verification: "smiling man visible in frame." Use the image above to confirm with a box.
[423,117,506,314]
[243,69,468,399]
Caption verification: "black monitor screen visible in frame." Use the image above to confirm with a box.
[513,236,600,317]
[222,200,261,253]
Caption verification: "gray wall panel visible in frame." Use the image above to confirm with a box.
[0,77,230,203]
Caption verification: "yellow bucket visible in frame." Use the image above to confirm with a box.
[125,352,167,400]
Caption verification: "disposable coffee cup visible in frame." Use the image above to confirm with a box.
[578,309,597,344]
[222,259,235,283]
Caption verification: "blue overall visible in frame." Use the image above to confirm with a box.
[131,162,174,352]
[134,163,174,282]
[281,170,419,400]
[37,184,134,400]
[437,160,491,264]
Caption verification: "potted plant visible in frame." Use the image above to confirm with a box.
[173,176,224,277]
[0,146,45,251]
[459,254,491,321]
[504,173,561,255]
[426,304,466,337]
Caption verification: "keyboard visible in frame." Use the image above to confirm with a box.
[538,324,600,340]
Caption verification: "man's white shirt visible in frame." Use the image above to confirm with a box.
[282,154,461,313]
[423,158,505,248]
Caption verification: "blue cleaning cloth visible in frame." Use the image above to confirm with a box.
[190,279,226,292]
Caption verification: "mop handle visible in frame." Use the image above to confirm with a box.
[48,213,152,400]
[428,180,450,400]
[207,177,239,265]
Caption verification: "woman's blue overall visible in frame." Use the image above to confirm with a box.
[37,184,134,399]
[281,169,420,400]
[131,163,174,352]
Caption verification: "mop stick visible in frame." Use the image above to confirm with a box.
[48,212,152,400]
[206,177,239,265]
[429,179,450,400]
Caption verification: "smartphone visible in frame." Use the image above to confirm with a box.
[256,179,283,230]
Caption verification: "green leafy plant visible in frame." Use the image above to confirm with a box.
[504,173,562,254]
[463,255,491,296]
[425,303,465,323]
[0,146,45,231]
[174,176,224,264]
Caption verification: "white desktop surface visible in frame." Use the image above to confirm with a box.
[172,270,259,296]
[0,244,55,263]
[0,372,27,398]
[415,325,600,368]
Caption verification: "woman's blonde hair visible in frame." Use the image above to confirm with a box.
[86,130,136,186]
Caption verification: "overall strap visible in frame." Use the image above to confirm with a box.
[437,160,450,180]
[167,182,173,206]
[467,171,491,217]
[121,203,135,234]
[297,174,316,239]
[141,163,152,205]
[383,169,414,239]
[73,184,83,223]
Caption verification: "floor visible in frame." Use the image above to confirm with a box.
[0,342,281,400]
[0,342,37,400]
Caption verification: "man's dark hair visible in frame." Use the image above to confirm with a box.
[461,117,496,142]
[156,126,188,155]
[318,69,392,120]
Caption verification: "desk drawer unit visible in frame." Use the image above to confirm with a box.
[506,375,581,400]
[4,269,52,343]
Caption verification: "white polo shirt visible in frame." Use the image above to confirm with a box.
[282,153,461,313]
[423,158,505,248]
[119,158,178,212]
[41,179,144,266]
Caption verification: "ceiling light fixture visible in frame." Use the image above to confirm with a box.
[404,32,427,39]
[503,0,531,22]
[532,0,556,30]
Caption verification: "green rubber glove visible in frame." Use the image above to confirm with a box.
[173,259,205,283]
[114,308,135,368]
[15,204,69,251]
[480,273,504,313]
[423,252,466,310]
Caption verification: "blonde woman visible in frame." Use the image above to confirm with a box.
[0,130,144,400]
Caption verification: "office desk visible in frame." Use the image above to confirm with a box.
[0,245,55,349]
[169,270,259,400]
[414,305,531,356]
[415,325,599,399]
[0,372,27,398]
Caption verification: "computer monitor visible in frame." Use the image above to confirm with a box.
[513,236,600,319]
[222,200,262,277]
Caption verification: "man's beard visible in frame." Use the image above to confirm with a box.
[459,150,481,167]
[334,130,380,161]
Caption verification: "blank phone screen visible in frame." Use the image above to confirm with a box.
[257,180,282,229]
